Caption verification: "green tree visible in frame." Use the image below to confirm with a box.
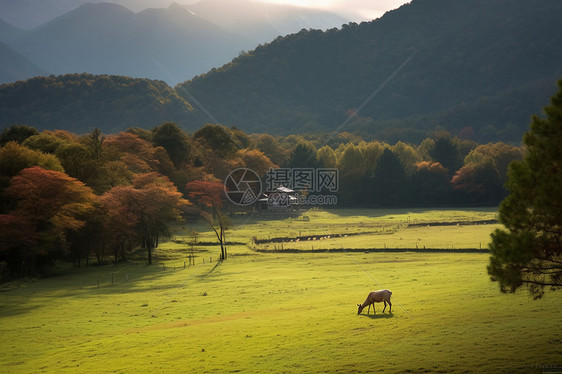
[55,142,92,181]
[371,148,409,206]
[429,136,463,175]
[411,161,451,205]
[488,80,562,299]
[286,141,320,168]
[0,142,64,178]
[0,125,39,146]
[152,122,191,167]
[193,124,240,159]
[22,132,67,154]
[392,141,421,176]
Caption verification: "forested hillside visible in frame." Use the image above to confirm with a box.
[178,0,562,142]
[0,74,193,133]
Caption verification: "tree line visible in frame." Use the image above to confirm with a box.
[0,121,524,279]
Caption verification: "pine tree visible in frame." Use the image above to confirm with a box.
[488,80,562,298]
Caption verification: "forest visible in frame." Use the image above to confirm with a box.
[0,121,524,279]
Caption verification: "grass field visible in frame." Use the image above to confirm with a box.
[1,209,561,373]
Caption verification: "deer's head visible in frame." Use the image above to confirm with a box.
[357,303,364,314]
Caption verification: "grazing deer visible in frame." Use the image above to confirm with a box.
[357,290,392,314]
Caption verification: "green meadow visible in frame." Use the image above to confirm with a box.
[1,209,561,373]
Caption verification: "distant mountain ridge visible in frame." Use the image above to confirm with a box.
[176,0,562,142]
[1,0,349,85]
[7,2,247,84]
[1,0,561,144]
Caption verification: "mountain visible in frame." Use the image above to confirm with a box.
[3,1,350,85]
[0,74,193,133]
[2,0,561,142]
[7,2,248,84]
[0,42,46,84]
[176,0,562,142]
[185,0,348,46]
[0,0,349,32]
[0,0,178,30]
[0,18,26,43]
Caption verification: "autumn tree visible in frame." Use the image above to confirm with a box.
[254,133,288,166]
[451,159,505,204]
[0,167,96,275]
[488,80,562,298]
[186,180,229,260]
[103,132,159,174]
[392,141,421,176]
[316,145,337,168]
[101,173,188,264]
[358,141,386,175]
[236,148,277,176]
[0,142,64,212]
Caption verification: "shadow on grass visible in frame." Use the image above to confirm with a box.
[358,312,395,319]
[202,260,223,276]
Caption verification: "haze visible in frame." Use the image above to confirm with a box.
[259,0,411,20]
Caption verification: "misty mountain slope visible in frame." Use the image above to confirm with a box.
[0,42,46,84]
[0,18,26,43]
[186,0,348,46]
[0,0,178,29]
[8,2,249,84]
[1,0,351,85]
[177,0,562,140]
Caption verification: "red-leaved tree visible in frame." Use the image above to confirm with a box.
[0,166,96,275]
[101,172,189,264]
[186,180,229,260]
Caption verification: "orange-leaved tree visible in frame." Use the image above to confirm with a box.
[185,180,229,260]
[0,166,96,276]
[101,172,189,264]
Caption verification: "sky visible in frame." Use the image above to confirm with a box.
[259,0,411,20]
